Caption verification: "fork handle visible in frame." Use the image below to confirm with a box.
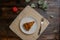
[38,25,41,35]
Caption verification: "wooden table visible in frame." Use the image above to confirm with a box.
[0,0,59,40]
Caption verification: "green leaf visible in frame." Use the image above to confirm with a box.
[38,0,42,5]
[31,3,36,8]
[25,0,30,3]
[43,1,48,9]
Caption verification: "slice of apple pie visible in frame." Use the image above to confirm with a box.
[23,21,35,31]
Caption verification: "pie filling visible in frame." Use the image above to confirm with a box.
[23,21,35,31]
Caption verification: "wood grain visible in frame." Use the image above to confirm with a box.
[0,0,59,40]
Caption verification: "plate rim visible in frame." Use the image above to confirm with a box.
[19,16,38,34]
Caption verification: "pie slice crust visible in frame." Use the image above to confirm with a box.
[23,21,35,31]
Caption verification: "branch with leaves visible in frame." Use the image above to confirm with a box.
[25,0,48,10]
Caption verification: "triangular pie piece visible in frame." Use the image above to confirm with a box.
[23,21,35,31]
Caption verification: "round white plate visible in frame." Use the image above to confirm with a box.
[20,17,38,34]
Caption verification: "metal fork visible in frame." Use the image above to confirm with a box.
[38,18,44,35]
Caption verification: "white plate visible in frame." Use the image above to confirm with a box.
[20,17,38,34]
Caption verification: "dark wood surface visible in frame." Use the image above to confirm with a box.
[0,0,59,40]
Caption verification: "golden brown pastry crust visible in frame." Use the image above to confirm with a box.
[23,21,35,31]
